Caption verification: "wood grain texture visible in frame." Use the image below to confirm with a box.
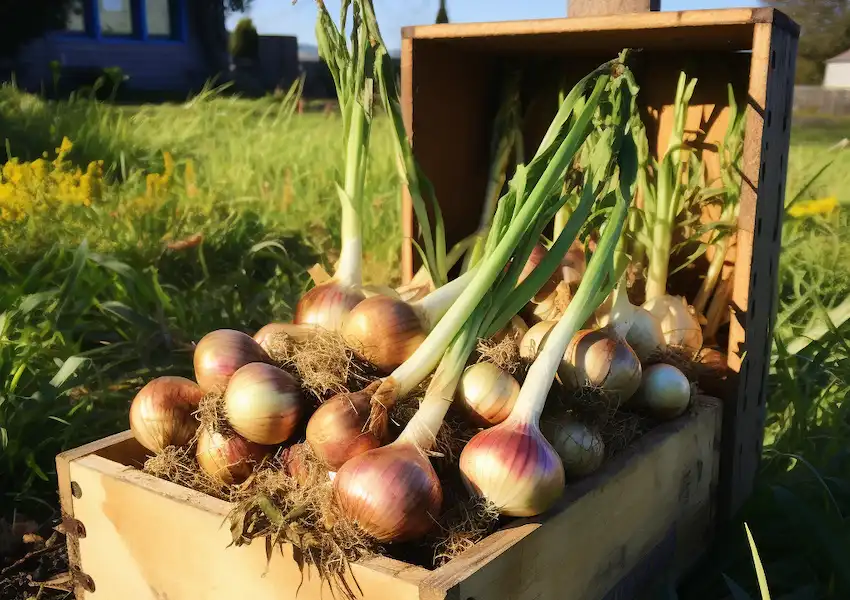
[61,433,428,600]
[722,21,798,520]
[568,0,660,18]
[419,398,722,600]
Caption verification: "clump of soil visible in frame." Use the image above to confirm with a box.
[1,520,71,600]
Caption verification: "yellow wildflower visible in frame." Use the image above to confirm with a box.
[788,196,839,218]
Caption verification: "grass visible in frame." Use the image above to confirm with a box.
[1,84,849,599]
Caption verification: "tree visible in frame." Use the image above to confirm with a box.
[764,0,850,84]
[436,0,449,24]
[230,17,259,61]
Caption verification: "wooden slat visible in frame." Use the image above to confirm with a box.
[721,21,797,520]
[419,398,722,600]
[568,0,660,18]
[66,452,429,599]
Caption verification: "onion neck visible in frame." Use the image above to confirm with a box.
[413,267,479,329]
[606,278,636,339]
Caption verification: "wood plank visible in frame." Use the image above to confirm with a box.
[402,9,791,42]
[67,453,430,599]
[721,21,797,520]
[568,0,660,18]
[420,398,722,600]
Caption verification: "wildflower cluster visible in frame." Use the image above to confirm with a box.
[787,196,839,219]
[0,137,103,221]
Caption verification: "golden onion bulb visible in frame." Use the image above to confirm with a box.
[519,320,557,360]
[460,418,565,517]
[193,329,269,393]
[341,295,427,373]
[196,427,268,485]
[642,295,703,354]
[333,442,442,542]
[294,281,365,332]
[129,376,204,453]
[540,417,605,478]
[457,362,520,427]
[224,363,304,445]
[306,387,385,470]
[559,329,642,405]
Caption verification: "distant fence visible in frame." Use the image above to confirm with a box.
[794,85,850,116]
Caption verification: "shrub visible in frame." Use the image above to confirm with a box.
[230,17,259,62]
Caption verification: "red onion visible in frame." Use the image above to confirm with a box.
[193,329,269,393]
[196,427,268,485]
[294,282,365,332]
[129,376,204,453]
[224,363,304,445]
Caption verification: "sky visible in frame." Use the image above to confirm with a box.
[226,0,763,50]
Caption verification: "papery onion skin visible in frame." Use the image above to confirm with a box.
[196,427,268,485]
[459,419,565,517]
[642,295,703,354]
[306,387,384,470]
[559,329,642,404]
[333,443,442,542]
[519,320,556,360]
[457,362,520,427]
[224,362,304,445]
[636,363,692,420]
[625,307,667,364]
[491,315,529,345]
[540,417,605,478]
[129,376,204,453]
[696,348,730,398]
[193,329,269,393]
[252,322,316,353]
[341,295,427,373]
[294,282,365,332]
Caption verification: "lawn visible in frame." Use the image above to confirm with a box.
[1,84,849,599]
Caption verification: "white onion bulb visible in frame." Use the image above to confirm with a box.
[642,295,703,354]
[457,362,520,427]
[625,307,667,364]
[540,417,605,478]
[635,363,691,419]
[559,329,642,404]
[519,320,556,360]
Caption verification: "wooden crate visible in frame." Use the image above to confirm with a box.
[57,397,721,599]
[399,7,799,521]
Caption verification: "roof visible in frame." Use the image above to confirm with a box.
[828,49,850,63]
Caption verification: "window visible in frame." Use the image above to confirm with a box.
[145,0,174,38]
[66,0,87,32]
[99,0,135,36]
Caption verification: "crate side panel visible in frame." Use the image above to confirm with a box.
[68,457,425,600]
[723,22,797,518]
[421,399,721,600]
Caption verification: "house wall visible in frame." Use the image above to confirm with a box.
[256,36,299,91]
[11,3,220,95]
[824,62,850,89]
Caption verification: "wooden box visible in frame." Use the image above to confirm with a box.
[57,397,720,599]
[399,7,799,520]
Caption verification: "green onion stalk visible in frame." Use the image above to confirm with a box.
[293,1,379,331]
[365,53,636,436]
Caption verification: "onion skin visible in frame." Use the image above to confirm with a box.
[696,348,730,398]
[333,443,442,542]
[460,419,565,517]
[625,308,667,364]
[252,322,316,353]
[306,387,384,470]
[491,315,529,345]
[294,281,365,332]
[196,427,268,485]
[540,417,605,478]
[457,362,520,427]
[193,329,269,393]
[129,376,204,453]
[559,329,642,404]
[224,363,304,445]
[642,295,703,355]
[519,320,556,360]
[635,363,691,420]
[341,295,427,373]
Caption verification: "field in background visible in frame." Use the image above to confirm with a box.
[1,86,849,599]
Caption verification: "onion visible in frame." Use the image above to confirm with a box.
[519,320,556,360]
[559,329,642,404]
[224,363,304,445]
[625,307,666,364]
[540,417,605,478]
[491,315,529,344]
[305,385,385,470]
[634,363,691,419]
[333,443,441,542]
[457,362,520,427]
[193,329,269,393]
[252,322,316,353]
[695,347,730,398]
[460,417,564,517]
[642,295,703,354]
[196,427,268,484]
[294,281,365,332]
[129,376,204,453]
[518,241,585,324]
